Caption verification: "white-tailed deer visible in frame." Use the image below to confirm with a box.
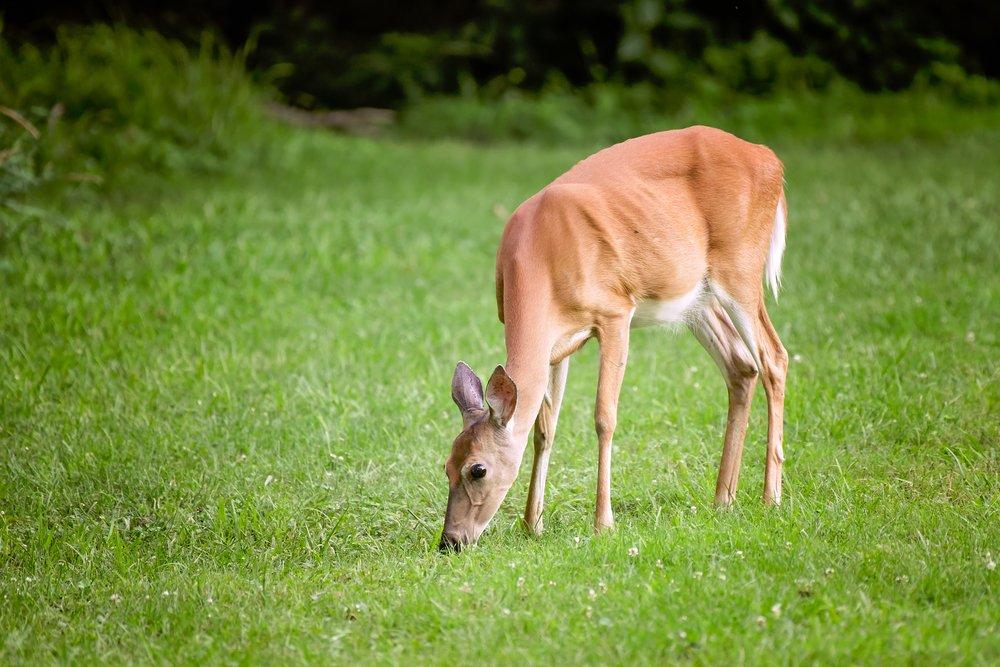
[440,126,788,551]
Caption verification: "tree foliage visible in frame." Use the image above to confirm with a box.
[4,1,998,108]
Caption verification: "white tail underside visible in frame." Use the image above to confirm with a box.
[765,193,786,299]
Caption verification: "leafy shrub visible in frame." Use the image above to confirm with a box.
[702,32,838,95]
[914,62,1000,106]
[236,0,1000,108]
[0,23,266,204]
[395,17,1000,147]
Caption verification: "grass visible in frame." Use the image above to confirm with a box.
[397,82,1000,145]
[1,121,998,664]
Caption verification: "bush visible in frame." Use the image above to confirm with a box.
[0,23,266,205]
[395,24,1000,147]
[702,32,837,95]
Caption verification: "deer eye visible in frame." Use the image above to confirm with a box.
[470,463,487,479]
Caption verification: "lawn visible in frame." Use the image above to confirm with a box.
[1,124,998,664]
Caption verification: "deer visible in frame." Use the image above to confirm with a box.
[439,125,788,551]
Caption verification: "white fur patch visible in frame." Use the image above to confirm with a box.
[709,282,762,373]
[566,327,592,348]
[632,283,707,328]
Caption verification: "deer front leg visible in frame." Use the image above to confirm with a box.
[524,358,569,535]
[594,318,630,532]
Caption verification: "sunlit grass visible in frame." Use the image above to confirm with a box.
[1,126,998,663]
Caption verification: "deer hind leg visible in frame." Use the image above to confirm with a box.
[524,357,570,535]
[594,315,631,532]
[755,302,788,505]
[688,298,759,507]
[710,282,788,506]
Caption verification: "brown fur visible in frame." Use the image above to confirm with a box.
[497,125,783,328]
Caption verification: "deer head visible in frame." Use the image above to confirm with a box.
[439,362,519,551]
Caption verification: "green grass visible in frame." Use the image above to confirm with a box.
[1,123,998,664]
[397,82,1000,145]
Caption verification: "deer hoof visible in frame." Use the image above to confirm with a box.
[593,515,615,533]
[523,516,544,536]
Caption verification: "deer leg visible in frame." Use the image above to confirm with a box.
[756,303,788,505]
[710,282,787,506]
[594,317,630,532]
[524,357,570,535]
[688,299,759,507]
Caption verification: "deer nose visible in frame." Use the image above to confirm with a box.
[438,532,463,553]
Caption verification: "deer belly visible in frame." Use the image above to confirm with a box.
[632,282,706,328]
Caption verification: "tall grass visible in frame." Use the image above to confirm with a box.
[397,80,1000,146]
[0,24,266,206]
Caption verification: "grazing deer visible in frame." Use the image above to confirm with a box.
[440,126,788,551]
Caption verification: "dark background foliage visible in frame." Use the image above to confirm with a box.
[5,0,999,109]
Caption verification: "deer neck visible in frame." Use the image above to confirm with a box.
[501,308,557,464]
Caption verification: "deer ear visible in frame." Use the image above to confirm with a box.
[485,365,517,428]
[451,362,484,425]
